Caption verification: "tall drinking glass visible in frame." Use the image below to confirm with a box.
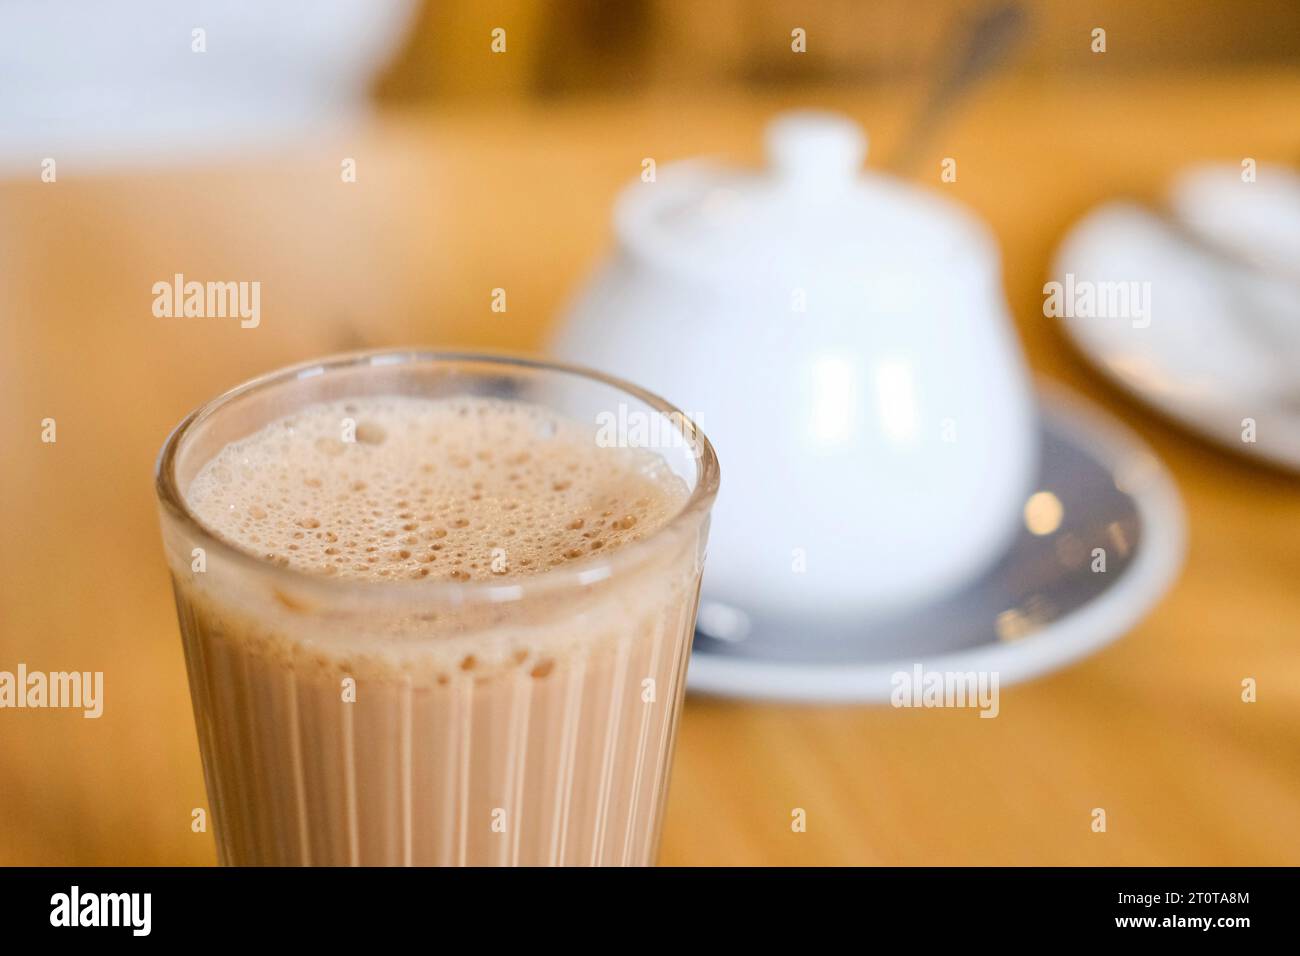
[155,350,718,866]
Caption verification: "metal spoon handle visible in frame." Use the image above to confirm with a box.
[889,2,1028,176]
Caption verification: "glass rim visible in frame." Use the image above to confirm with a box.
[155,348,720,605]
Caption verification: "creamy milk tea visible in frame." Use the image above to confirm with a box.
[161,379,714,867]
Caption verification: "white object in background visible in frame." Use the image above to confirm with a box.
[1169,162,1300,282]
[553,111,1038,637]
[1053,163,1300,471]
[687,386,1186,702]
[0,0,419,174]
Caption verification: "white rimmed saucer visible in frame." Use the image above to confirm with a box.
[686,386,1185,703]
[1051,165,1300,473]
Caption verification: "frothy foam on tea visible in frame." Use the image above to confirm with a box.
[184,396,688,582]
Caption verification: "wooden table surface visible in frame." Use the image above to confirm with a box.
[2,72,1298,866]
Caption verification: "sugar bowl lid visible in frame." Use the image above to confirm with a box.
[614,110,995,285]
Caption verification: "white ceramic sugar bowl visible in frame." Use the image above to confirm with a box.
[552,111,1037,638]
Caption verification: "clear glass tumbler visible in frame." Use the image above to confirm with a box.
[155,350,718,866]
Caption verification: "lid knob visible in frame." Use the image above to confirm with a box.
[765,111,867,187]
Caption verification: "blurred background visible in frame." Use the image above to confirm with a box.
[1,0,1298,865]
[381,0,1300,99]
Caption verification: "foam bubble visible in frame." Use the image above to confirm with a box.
[184,396,689,582]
